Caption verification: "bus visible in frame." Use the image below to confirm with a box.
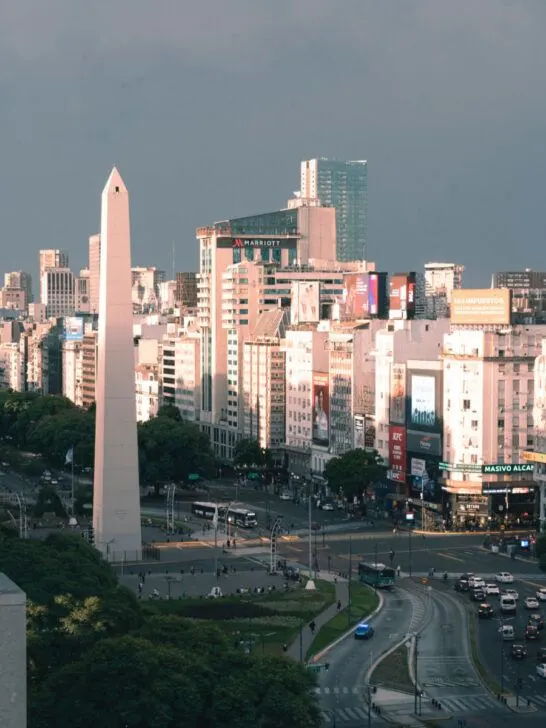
[358,562,396,588]
[227,507,258,529]
[191,502,227,521]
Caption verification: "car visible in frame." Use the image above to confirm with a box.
[484,583,500,596]
[537,588,546,602]
[525,625,539,641]
[468,576,485,589]
[471,589,485,602]
[496,572,514,584]
[279,492,291,501]
[537,647,546,662]
[528,614,545,630]
[525,597,540,610]
[478,603,494,618]
[354,623,375,640]
[322,503,335,511]
[512,644,527,660]
[536,663,546,678]
[502,588,519,600]
[455,579,470,592]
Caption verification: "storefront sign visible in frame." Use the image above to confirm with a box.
[524,451,546,464]
[440,462,482,473]
[482,486,532,495]
[481,463,534,474]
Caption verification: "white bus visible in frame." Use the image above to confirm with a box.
[227,507,258,529]
[191,501,227,520]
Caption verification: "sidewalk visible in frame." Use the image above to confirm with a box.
[287,579,349,662]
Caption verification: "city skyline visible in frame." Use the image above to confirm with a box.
[2,2,546,286]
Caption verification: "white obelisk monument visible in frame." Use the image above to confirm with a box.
[93,167,142,561]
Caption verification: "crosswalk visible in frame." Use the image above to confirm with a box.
[531,694,546,709]
[314,686,360,695]
[321,706,371,723]
[421,693,501,715]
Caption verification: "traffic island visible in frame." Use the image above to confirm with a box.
[305,582,379,660]
[370,643,414,693]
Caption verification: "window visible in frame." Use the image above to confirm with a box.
[463,399,471,411]
[498,419,505,429]
[471,420,478,430]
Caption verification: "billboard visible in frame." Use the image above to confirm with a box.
[389,425,406,483]
[450,288,512,326]
[389,273,416,320]
[64,316,84,341]
[312,372,330,446]
[291,282,320,324]
[410,455,442,501]
[406,430,442,457]
[410,375,436,428]
[389,363,406,425]
[343,274,369,319]
[368,272,388,318]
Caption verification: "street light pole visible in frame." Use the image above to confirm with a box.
[408,522,413,578]
[348,536,353,625]
[413,632,420,715]
[308,486,313,579]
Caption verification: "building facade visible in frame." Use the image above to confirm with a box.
[39,249,69,302]
[424,263,464,319]
[41,268,75,318]
[88,234,101,314]
[300,158,368,261]
[175,272,198,308]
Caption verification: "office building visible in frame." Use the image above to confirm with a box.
[196,203,335,459]
[39,249,68,301]
[81,331,98,407]
[300,158,368,261]
[40,268,75,318]
[135,364,160,422]
[75,270,90,313]
[175,272,198,308]
[4,271,32,303]
[88,234,101,313]
[492,270,546,323]
[0,287,26,310]
[160,334,201,422]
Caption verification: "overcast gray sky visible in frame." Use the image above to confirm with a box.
[1,0,545,287]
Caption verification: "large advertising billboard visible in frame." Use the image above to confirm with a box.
[389,363,406,425]
[410,455,442,501]
[64,316,84,341]
[368,272,388,318]
[406,431,442,456]
[291,282,320,324]
[343,274,369,319]
[410,375,436,428]
[389,425,406,483]
[450,288,512,326]
[389,273,416,320]
[312,372,330,446]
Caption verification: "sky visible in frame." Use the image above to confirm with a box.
[1,0,546,289]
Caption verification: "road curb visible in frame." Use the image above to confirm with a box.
[312,589,385,663]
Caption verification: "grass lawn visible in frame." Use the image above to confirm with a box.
[370,644,413,693]
[143,578,336,657]
[306,582,379,659]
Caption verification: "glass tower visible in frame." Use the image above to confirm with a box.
[301,158,368,262]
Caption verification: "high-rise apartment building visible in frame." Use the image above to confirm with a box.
[39,250,69,302]
[131,267,166,312]
[300,158,368,261]
[4,271,32,304]
[40,268,75,318]
[160,334,201,422]
[88,234,101,314]
[527,342,546,528]
[175,272,198,308]
[75,270,90,313]
[424,263,464,318]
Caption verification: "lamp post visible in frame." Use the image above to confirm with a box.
[347,536,353,625]
[413,632,421,715]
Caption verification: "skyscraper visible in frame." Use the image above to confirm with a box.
[300,158,368,262]
[93,167,142,561]
[39,249,69,302]
[88,234,101,314]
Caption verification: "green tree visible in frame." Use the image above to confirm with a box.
[233,438,271,469]
[27,408,94,468]
[323,448,386,502]
[32,486,67,518]
[138,416,216,495]
[156,404,182,422]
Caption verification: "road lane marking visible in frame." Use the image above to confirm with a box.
[438,552,465,562]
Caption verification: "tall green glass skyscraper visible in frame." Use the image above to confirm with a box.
[300,158,368,262]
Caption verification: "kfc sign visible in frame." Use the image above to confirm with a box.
[389,425,407,484]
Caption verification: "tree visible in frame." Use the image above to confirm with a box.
[323,448,386,502]
[138,416,216,495]
[27,408,94,468]
[156,404,182,422]
[32,486,67,518]
[233,438,271,469]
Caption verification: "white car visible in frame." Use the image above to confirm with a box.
[468,577,485,589]
[279,492,292,501]
[537,663,546,679]
[537,588,546,602]
[525,597,540,610]
[322,503,335,511]
[496,572,514,584]
[485,583,500,596]
[502,588,519,601]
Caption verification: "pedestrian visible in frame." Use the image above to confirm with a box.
[309,620,316,634]
[337,599,342,611]
[396,565,401,577]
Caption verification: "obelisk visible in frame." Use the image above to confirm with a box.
[93,167,142,561]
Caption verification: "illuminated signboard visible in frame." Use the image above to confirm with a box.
[216,237,298,249]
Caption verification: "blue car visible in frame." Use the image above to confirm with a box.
[354,623,375,640]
